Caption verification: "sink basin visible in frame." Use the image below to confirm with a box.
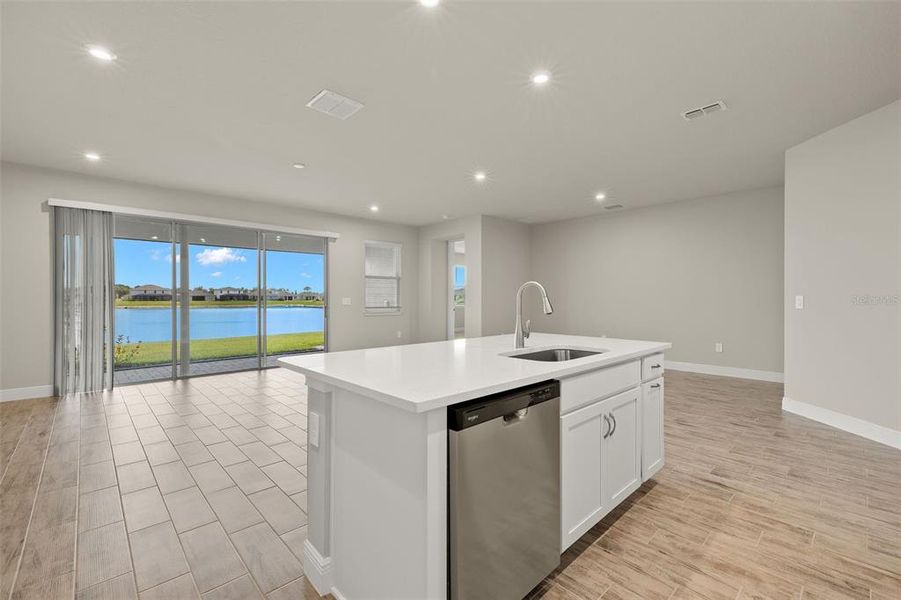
[507,348,603,362]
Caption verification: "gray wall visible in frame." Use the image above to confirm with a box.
[528,187,785,373]
[0,162,419,392]
[785,100,900,431]
[481,216,531,336]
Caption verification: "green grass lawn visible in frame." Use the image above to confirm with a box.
[116,299,324,308]
[114,332,324,367]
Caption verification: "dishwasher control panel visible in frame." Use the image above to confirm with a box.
[448,380,560,431]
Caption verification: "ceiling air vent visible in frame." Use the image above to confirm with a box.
[682,100,727,121]
[306,89,364,120]
[604,204,624,210]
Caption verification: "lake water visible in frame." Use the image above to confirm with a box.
[115,306,324,342]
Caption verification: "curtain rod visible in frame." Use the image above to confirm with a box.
[47,197,341,240]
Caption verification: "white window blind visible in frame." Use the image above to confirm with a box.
[364,241,401,313]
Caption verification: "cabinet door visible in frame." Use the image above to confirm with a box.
[601,387,642,508]
[641,378,664,480]
[560,400,607,551]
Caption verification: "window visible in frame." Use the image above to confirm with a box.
[364,241,401,314]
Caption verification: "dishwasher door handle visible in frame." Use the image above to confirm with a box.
[503,407,529,423]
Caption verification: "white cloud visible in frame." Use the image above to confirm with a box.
[196,247,246,266]
[211,271,223,278]
[299,272,312,278]
[149,249,179,262]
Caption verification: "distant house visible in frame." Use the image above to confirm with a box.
[191,287,214,301]
[128,284,172,301]
[299,291,323,301]
[249,288,301,301]
[214,287,251,301]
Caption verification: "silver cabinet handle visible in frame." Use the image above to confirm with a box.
[609,413,617,438]
[602,414,612,439]
[650,383,661,389]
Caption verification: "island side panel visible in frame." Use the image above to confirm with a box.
[331,386,448,600]
[304,381,334,593]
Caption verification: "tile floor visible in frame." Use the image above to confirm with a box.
[1,367,320,600]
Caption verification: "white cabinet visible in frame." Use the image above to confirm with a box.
[602,388,642,507]
[560,386,642,550]
[641,378,665,480]
[560,398,607,549]
[641,353,665,381]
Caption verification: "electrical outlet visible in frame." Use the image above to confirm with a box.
[795,295,804,309]
[396,330,402,339]
[342,297,352,306]
[715,342,723,353]
[309,412,320,448]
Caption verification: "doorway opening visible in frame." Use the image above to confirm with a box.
[447,239,466,340]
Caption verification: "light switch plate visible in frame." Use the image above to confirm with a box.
[795,295,804,309]
[715,342,723,353]
[309,412,320,448]
[342,297,352,306]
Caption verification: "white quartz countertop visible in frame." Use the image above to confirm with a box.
[278,333,670,413]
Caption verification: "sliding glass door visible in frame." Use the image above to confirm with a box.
[113,217,177,385]
[112,215,327,384]
[178,224,260,377]
[261,233,327,367]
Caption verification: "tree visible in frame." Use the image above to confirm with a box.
[114,284,131,299]
[303,286,312,292]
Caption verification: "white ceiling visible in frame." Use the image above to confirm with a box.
[2,1,899,226]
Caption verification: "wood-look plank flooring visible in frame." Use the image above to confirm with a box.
[531,371,901,600]
[2,369,898,599]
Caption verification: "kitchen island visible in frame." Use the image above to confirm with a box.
[279,333,670,600]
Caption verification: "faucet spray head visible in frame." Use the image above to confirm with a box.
[541,295,554,315]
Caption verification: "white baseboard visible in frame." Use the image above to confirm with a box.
[782,397,901,450]
[303,539,334,597]
[0,385,54,403]
[665,361,783,383]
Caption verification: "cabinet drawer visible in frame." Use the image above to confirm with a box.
[560,360,640,415]
[641,353,665,381]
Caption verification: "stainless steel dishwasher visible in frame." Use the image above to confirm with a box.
[448,381,561,600]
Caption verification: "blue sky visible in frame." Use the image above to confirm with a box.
[114,239,324,291]
[454,265,466,288]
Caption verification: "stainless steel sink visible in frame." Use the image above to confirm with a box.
[508,348,603,362]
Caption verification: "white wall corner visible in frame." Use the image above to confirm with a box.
[782,397,901,450]
[0,385,55,403]
[302,539,334,596]
[665,361,784,383]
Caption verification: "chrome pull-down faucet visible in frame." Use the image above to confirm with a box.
[514,281,554,349]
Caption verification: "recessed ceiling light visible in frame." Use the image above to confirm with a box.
[595,192,606,201]
[292,163,305,169]
[370,205,379,213]
[87,45,116,62]
[200,238,206,243]
[151,235,159,240]
[531,71,551,85]
[442,214,450,220]
[419,0,440,7]
[84,152,101,162]
[474,171,487,182]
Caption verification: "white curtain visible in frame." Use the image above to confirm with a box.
[54,207,114,395]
